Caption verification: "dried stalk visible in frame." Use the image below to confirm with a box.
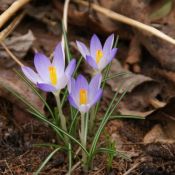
[0,12,25,42]
[1,42,24,66]
[0,0,31,29]
[73,0,175,45]
[61,0,71,47]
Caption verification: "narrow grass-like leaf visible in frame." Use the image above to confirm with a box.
[110,115,145,120]
[14,70,55,120]
[94,36,119,116]
[68,143,72,175]
[62,21,71,62]
[4,81,64,141]
[96,148,131,161]
[89,83,129,162]
[88,86,121,162]
[69,110,79,135]
[114,35,119,48]
[102,72,131,82]
[94,63,111,117]
[96,148,117,155]
[28,109,89,156]
[34,147,61,175]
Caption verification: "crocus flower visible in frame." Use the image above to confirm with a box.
[76,34,118,72]
[21,43,76,92]
[68,74,102,113]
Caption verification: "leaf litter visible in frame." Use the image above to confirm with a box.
[0,0,175,174]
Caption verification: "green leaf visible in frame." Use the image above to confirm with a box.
[150,0,172,21]
[109,115,145,120]
[102,72,131,82]
[89,82,128,162]
[62,21,71,63]
[69,110,79,135]
[34,147,61,175]
[14,70,55,120]
[28,109,89,156]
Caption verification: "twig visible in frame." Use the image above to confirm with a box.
[149,98,166,108]
[1,42,24,66]
[0,12,25,42]
[123,162,141,175]
[4,160,13,175]
[66,161,81,175]
[0,0,31,29]
[73,0,175,45]
[61,0,70,47]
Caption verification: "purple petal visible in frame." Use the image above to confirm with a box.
[98,57,108,71]
[106,48,118,64]
[21,66,41,84]
[68,95,79,109]
[76,41,89,59]
[65,59,76,78]
[68,78,75,93]
[89,74,102,90]
[52,42,65,73]
[89,74,102,102]
[86,55,98,69]
[55,74,68,90]
[34,53,51,82]
[37,83,56,92]
[103,34,114,57]
[90,34,102,58]
[90,89,102,107]
[68,78,80,102]
[76,74,88,91]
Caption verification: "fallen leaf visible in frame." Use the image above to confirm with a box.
[108,59,159,94]
[0,68,45,121]
[0,31,35,67]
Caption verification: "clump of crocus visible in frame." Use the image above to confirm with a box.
[68,74,102,113]
[76,34,118,72]
[16,34,124,174]
[21,42,76,92]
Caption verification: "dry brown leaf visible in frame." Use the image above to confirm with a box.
[107,59,159,93]
[143,124,169,144]
[0,31,35,67]
[0,68,45,117]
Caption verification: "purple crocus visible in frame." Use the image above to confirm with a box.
[76,34,118,72]
[21,43,76,92]
[68,74,102,113]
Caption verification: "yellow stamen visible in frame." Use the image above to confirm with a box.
[49,66,57,85]
[79,89,88,105]
[96,50,103,63]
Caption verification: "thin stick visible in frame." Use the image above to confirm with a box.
[0,12,25,42]
[4,160,13,175]
[0,0,31,29]
[123,162,141,175]
[1,42,24,66]
[73,0,175,45]
[66,161,81,175]
[61,0,70,46]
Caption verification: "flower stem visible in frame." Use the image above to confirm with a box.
[80,112,88,171]
[54,91,69,143]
